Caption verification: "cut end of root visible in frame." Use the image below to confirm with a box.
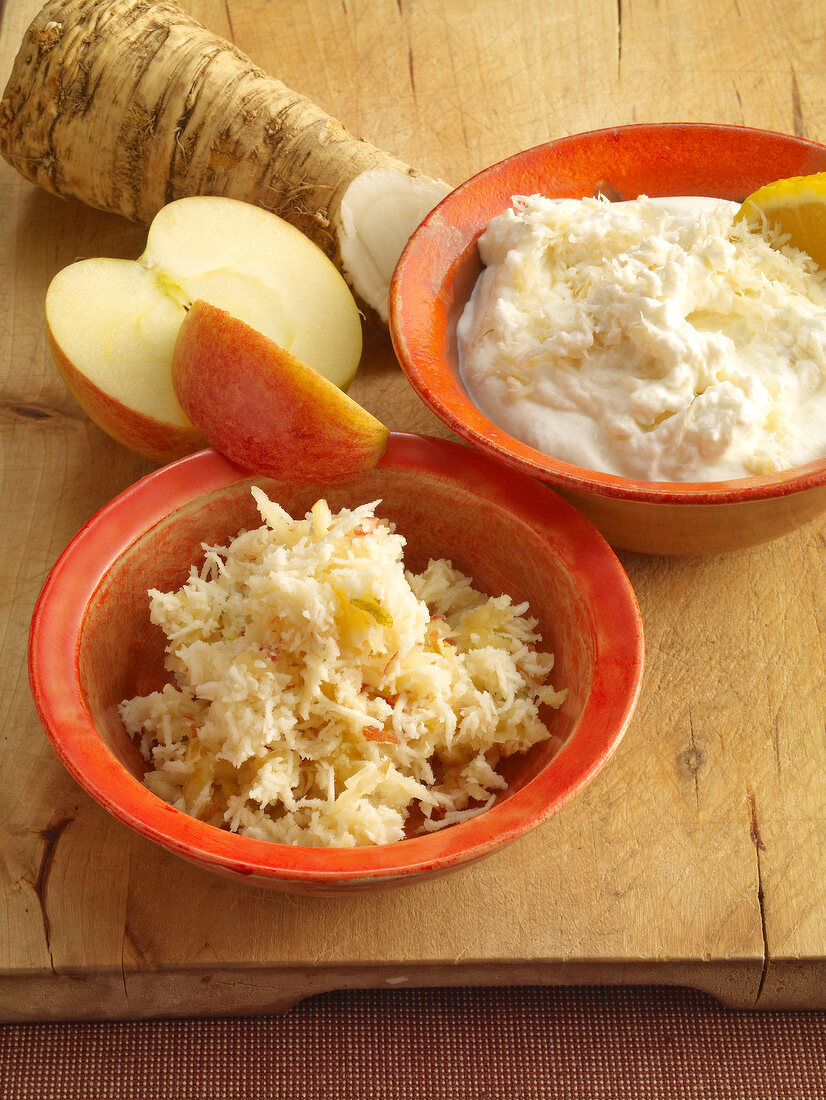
[337,168,452,322]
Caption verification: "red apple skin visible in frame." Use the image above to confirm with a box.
[171,301,389,482]
[50,334,207,465]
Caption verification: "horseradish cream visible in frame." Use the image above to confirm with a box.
[457,195,826,481]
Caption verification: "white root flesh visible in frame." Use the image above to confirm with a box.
[0,0,451,320]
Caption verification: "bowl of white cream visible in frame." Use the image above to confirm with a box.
[389,123,826,555]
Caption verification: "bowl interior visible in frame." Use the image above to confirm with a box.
[81,465,594,797]
[389,123,826,503]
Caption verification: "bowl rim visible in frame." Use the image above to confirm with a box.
[28,434,644,885]
[389,122,826,504]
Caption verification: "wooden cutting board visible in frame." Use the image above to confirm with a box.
[2,0,826,1020]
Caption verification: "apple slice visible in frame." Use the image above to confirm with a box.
[45,197,363,464]
[46,258,208,462]
[172,300,389,481]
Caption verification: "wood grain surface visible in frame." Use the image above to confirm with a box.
[2,0,825,1019]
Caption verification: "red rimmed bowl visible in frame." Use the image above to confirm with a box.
[389,123,826,555]
[28,434,643,894]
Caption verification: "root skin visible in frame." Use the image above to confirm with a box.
[0,0,432,289]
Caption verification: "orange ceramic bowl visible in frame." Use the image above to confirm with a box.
[389,123,826,555]
[29,435,643,894]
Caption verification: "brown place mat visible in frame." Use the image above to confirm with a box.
[2,985,826,1100]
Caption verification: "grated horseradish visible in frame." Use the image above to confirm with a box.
[119,490,566,848]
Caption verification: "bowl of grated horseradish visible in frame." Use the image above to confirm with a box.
[389,123,826,555]
[28,435,643,893]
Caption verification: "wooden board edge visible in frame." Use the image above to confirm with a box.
[0,958,769,1021]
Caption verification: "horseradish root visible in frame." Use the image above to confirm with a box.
[0,0,450,320]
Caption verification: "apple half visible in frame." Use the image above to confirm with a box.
[172,300,389,482]
[45,197,363,464]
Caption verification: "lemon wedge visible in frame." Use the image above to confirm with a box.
[735,172,826,267]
